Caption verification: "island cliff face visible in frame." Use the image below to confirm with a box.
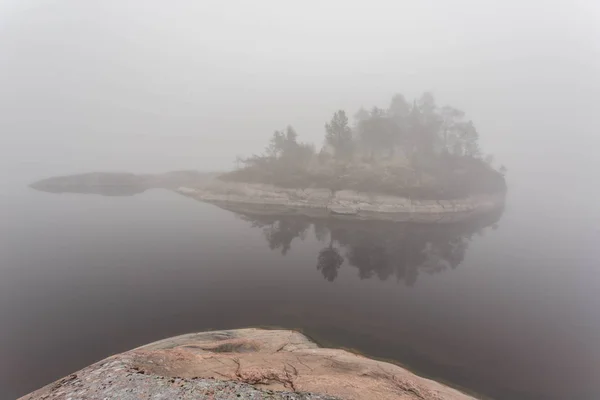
[30,171,505,223]
[20,328,476,400]
[177,180,504,223]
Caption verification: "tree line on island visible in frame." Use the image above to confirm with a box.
[232,207,503,285]
[220,92,506,200]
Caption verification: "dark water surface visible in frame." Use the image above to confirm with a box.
[1,181,599,399]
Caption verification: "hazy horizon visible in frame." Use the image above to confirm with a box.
[0,1,598,178]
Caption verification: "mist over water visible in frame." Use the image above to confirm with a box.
[1,1,599,399]
[1,186,599,400]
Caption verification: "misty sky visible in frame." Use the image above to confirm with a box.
[0,0,599,196]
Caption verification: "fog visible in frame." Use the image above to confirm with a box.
[2,3,600,398]
[0,0,599,200]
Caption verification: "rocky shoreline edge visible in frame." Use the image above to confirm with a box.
[29,171,506,223]
[20,328,476,400]
[177,181,505,223]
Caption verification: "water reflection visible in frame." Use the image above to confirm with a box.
[30,178,503,285]
[235,209,503,285]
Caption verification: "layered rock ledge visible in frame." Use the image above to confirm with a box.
[20,328,475,400]
[177,181,505,223]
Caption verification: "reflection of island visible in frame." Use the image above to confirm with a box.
[234,206,503,285]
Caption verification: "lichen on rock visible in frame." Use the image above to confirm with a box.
[21,328,476,400]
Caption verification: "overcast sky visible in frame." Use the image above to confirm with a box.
[0,0,599,195]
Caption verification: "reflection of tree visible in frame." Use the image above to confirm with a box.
[234,207,503,285]
[241,216,311,255]
[312,221,329,243]
[344,234,390,280]
[330,223,427,285]
[317,242,344,282]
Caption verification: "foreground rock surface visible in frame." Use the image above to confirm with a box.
[21,328,475,400]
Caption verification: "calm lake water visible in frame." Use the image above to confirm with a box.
[1,178,599,400]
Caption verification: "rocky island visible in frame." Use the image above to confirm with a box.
[32,93,506,223]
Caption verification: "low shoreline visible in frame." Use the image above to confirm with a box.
[177,181,505,223]
[29,172,506,223]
